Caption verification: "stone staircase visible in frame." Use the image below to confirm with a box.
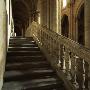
[2,37,66,90]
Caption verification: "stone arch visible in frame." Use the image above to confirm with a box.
[61,14,69,37]
[13,0,30,13]
[12,0,30,36]
[76,3,84,45]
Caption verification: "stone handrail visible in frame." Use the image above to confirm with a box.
[28,21,90,90]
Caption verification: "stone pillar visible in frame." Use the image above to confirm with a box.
[47,0,49,28]
[56,0,61,34]
[0,0,6,90]
[85,1,90,88]
[56,0,59,33]
[85,0,90,49]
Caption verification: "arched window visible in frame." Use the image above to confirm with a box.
[77,4,85,45]
[63,0,67,8]
[61,15,69,37]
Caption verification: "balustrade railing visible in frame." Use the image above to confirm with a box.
[29,22,90,90]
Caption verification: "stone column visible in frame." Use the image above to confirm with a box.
[0,0,6,89]
[85,0,90,49]
[56,0,61,34]
[56,0,59,33]
[47,0,49,28]
[85,1,90,88]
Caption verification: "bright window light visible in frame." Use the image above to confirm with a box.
[63,0,67,8]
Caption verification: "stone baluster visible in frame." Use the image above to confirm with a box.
[41,31,43,45]
[15,33,16,37]
[47,35,49,52]
[40,31,42,44]
[73,55,79,89]
[47,34,49,50]
[48,36,50,53]
[40,29,42,45]
[50,37,52,55]
[62,46,66,73]
[52,39,54,56]
[56,40,58,57]
[54,40,56,57]
[54,40,57,56]
[48,37,50,52]
[82,59,86,89]
[51,38,53,56]
[38,29,40,43]
[57,44,61,68]
[42,32,44,46]
[44,33,46,48]
[38,30,41,43]
[49,36,51,54]
[67,52,72,80]
[53,39,55,56]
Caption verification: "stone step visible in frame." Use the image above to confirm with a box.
[4,70,56,82]
[9,37,36,45]
[9,39,35,43]
[9,43,38,47]
[10,37,34,40]
[3,37,66,90]
[7,56,46,63]
[8,47,40,51]
[3,78,65,90]
[6,61,51,70]
[9,40,36,44]
[7,51,43,56]
[24,81,65,90]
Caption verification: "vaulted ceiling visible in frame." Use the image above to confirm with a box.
[12,0,38,35]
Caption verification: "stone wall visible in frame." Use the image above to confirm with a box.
[0,0,7,90]
[61,0,84,41]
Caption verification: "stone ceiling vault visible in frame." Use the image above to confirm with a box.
[12,0,38,35]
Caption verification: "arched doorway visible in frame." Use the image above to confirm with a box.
[77,4,84,45]
[61,15,69,37]
[12,0,29,37]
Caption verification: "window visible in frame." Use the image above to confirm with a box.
[63,0,67,8]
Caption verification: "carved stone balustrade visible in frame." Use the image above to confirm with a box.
[26,21,90,90]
